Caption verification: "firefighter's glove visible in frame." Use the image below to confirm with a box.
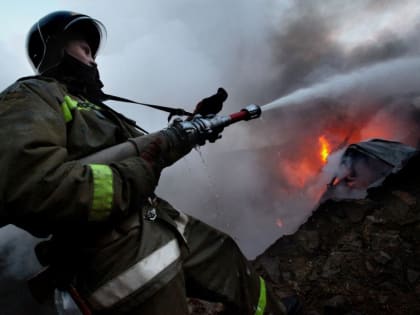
[130,130,193,169]
[169,114,225,146]
[192,87,228,117]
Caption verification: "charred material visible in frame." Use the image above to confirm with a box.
[254,153,420,315]
[322,139,417,201]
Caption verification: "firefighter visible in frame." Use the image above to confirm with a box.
[0,11,296,315]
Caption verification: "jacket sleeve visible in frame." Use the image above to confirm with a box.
[0,81,159,237]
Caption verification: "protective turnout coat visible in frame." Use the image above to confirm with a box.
[0,76,284,314]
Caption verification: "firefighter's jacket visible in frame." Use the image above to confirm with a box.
[0,76,189,308]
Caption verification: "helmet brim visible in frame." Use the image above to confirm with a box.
[63,17,107,58]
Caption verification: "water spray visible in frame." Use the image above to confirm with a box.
[260,56,420,113]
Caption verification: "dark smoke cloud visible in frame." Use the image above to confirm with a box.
[262,0,420,103]
[267,1,342,98]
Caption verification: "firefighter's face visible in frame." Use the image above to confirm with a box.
[65,39,96,67]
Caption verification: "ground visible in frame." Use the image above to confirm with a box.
[254,154,420,314]
[191,154,420,314]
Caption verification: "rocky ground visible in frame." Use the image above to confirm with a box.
[192,154,420,314]
[253,153,420,315]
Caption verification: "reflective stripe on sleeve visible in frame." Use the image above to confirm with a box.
[89,239,181,309]
[255,277,267,315]
[89,164,114,221]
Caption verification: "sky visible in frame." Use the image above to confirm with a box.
[1,1,420,313]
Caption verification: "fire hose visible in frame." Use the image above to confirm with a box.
[80,104,261,164]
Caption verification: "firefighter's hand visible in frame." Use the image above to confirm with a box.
[130,114,226,170]
[130,129,193,169]
[169,115,224,146]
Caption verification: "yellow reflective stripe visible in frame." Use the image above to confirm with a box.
[64,95,78,109]
[89,164,114,221]
[255,277,267,315]
[61,102,72,122]
[61,95,78,123]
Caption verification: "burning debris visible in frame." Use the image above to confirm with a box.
[254,152,420,314]
[322,139,418,201]
[189,136,420,314]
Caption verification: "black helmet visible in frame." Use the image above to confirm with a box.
[26,11,106,74]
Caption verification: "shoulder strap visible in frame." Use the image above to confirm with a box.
[102,93,193,121]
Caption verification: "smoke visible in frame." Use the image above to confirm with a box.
[155,0,420,259]
[262,0,420,102]
[1,0,420,313]
[0,226,56,315]
[0,41,29,89]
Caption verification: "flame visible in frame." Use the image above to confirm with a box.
[281,157,320,189]
[274,110,402,200]
[269,106,413,237]
[318,135,331,163]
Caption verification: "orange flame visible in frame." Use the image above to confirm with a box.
[318,135,330,163]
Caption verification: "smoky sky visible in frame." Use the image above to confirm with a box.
[260,0,420,104]
[154,0,420,258]
[1,1,420,314]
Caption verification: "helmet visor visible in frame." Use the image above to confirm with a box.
[63,16,107,58]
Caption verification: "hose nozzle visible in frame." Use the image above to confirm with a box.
[241,104,261,120]
[229,104,261,123]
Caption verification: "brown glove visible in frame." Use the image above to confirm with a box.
[129,128,193,170]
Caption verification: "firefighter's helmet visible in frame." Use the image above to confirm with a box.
[26,11,106,74]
